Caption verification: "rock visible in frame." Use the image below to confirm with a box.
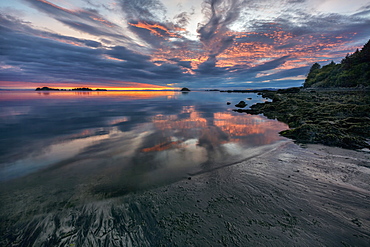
[227,102,231,105]
[235,101,247,108]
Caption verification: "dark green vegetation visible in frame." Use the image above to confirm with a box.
[304,39,370,88]
[237,89,370,149]
[180,87,191,91]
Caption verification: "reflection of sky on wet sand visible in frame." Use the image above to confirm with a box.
[1,130,114,180]
[0,91,288,193]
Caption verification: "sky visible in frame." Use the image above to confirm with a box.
[0,0,369,90]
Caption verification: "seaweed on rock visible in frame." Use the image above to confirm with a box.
[236,90,370,149]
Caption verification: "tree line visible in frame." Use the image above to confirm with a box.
[304,39,370,88]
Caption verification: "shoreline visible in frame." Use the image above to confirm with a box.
[234,89,370,150]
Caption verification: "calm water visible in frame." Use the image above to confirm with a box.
[0,90,287,191]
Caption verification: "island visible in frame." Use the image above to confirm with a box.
[71,87,93,91]
[180,87,191,92]
[35,87,59,91]
[35,87,108,91]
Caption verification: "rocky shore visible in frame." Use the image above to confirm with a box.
[235,88,370,150]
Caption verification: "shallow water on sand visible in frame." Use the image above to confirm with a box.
[0,91,287,186]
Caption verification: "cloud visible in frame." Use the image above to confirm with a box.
[0,14,187,87]
[195,55,227,75]
[1,0,370,89]
[247,56,291,73]
[118,0,167,22]
[23,0,132,44]
[197,0,243,55]
[105,46,151,63]
[287,0,306,3]
[173,11,191,28]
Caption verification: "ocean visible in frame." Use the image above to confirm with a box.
[0,90,287,184]
[0,90,289,246]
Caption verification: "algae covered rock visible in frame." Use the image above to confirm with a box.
[235,101,247,108]
[237,89,370,149]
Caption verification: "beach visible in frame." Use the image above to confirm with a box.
[1,140,369,246]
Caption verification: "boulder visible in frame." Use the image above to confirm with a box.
[235,101,247,108]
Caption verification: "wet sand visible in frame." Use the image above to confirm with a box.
[1,140,370,246]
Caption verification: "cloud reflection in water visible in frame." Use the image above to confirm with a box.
[0,91,288,197]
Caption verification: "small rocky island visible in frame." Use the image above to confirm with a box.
[180,87,191,92]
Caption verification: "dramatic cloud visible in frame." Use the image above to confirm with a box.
[119,0,167,22]
[0,0,369,89]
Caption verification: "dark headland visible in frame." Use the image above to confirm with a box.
[234,39,370,150]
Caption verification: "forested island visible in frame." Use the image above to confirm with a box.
[236,39,370,149]
[35,87,59,91]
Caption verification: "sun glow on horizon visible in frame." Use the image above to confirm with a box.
[0,90,179,101]
[0,81,178,91]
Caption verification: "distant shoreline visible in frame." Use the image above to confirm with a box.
[35,87,107,91]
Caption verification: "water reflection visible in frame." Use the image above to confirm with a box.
[214,112,286,145]
[0,91,288,197]
[0,90,177,101]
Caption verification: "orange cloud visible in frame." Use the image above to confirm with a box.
[129,22,180,38]
[90,16,115,28]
